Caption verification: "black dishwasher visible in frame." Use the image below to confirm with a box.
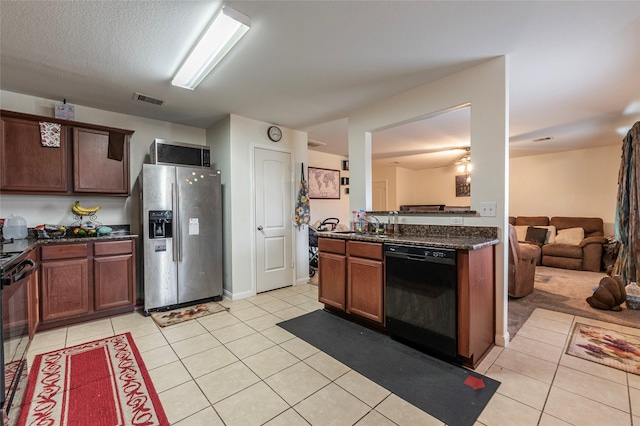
[385,244,459,363]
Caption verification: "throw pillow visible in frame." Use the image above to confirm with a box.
[531,225,556,244]
[514,225,528,242]
[525,226,547,245]
[554,227,584,245]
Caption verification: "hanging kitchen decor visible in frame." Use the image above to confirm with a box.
[294,163,310,228]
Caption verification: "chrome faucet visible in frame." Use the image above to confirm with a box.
[364,216,383,234]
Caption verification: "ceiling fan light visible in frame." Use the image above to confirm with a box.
[172,5,250,90]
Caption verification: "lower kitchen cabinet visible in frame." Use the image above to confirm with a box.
[318,238,346,310]
[94,240,135,311]
[457,245,495,368]
[318,238,384,325]
[38,239,136,330]
[40,244,90,322]
[347,241,384,324]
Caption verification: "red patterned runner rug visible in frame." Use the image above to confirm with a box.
[16,333,169,426]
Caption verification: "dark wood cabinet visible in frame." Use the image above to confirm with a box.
[318,238,385,325]
[38,239,136,330]
[318,238,346,310]
[0,116,69,192]
[94,240,135,311]
[40,243,90,322]
[457,245,495,368]
[73,127,130,194]
[347,241,384,324]
[0,110,133,196]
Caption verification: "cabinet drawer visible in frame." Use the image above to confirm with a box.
[318,238,345,255]
[41,243,89,260]
[94,240,134,256]
[347,241,383,260]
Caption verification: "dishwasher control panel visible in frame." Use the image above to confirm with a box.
[384,244,456,263]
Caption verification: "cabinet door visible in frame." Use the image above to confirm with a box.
[94,254,134,311]
[0,116,68,192]
[318,252,346,310]
[40,259,90,322]
[347,257,384,323]
[73,127,129,195]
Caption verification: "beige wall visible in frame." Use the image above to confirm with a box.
[208,114,309,300]
[510,144,619,235]
[307,151,350,228]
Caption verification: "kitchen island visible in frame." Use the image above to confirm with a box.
[315,226,499,369]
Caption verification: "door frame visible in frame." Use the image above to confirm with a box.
[251,144,296,295]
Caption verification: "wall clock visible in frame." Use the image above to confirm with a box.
[268,126,282,142]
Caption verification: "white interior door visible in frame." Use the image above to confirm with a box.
[372,180,388,211]
[254,147,294,293]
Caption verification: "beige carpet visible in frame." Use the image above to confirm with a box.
[508,266,640,338]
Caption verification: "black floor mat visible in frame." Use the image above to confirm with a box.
[278,310,499,426]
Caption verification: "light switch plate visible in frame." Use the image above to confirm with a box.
[479,202,497,217]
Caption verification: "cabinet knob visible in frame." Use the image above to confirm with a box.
[257,226,264,231]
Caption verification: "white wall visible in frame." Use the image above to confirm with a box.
[510,144,619,235]
[348,57,510,345]
[0,90,206,232]
[207,114,308,300]
[307,151,350,228]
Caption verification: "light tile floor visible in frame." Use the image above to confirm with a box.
[26,284,640,426]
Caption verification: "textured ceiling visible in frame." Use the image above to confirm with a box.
[1,1,639,168]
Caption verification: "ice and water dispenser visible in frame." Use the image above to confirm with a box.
[148,210,173,239]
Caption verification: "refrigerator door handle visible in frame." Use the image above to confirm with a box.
[172,183,178,262]
[176,182,183,262]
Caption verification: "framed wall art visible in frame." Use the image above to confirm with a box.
[455,174,471,197]
[308,167,340,199]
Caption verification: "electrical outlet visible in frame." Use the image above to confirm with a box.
[450,217,463,225]
[479,202,497,217]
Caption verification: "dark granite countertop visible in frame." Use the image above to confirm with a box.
[315,226,499,250]
[0,232,139,272]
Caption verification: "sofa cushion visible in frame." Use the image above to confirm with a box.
[525,226,548,245]
[550,217,604,238]
[554,227,584,245]
[514,216,549,226]
[543,243,583,259]
[514,225,528,242]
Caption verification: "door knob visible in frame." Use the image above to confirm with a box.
[257,226,264,231]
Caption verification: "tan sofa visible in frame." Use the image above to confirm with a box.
[508,216,606,272]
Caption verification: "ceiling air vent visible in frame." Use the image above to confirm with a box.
[307,139,327,148]
[533,136,553,142]
[133,93,164,106]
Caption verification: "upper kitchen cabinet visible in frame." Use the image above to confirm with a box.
[73,127,130,194]
[0,115,69,192]
[0,110,133,196]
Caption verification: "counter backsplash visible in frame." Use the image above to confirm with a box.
[400,224,497,239]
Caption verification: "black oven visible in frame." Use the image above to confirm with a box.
[1,249,36,417]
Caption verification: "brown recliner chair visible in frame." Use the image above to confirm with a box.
[508,224,542,298]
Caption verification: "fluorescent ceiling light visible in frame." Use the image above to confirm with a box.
[172,5,250,90]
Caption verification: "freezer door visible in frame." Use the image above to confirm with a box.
[141,164,178,311]
[175,167,223,303]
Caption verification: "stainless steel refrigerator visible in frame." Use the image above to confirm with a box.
[140,164,223,314]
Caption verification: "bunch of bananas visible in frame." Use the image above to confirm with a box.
[71,201,101,216]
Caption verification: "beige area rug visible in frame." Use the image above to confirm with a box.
[151,301,229,327]
[508,266,640,338]
[566,323,640,375]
